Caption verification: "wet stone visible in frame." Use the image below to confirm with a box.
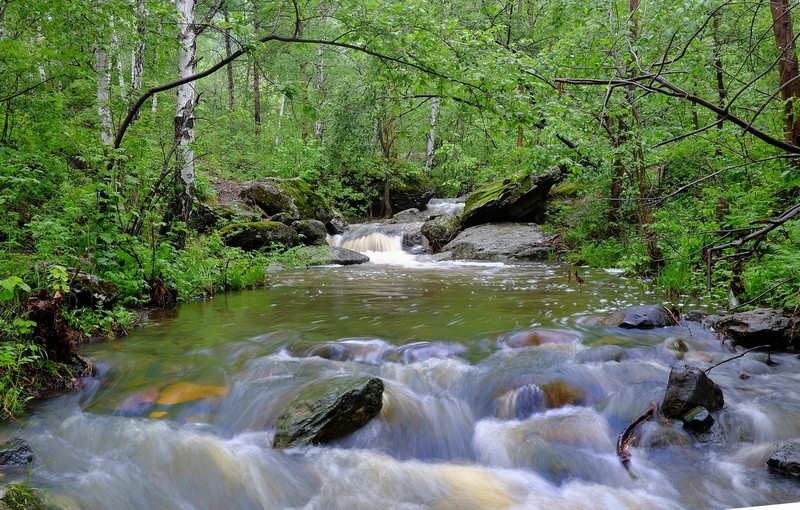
[768,441,800,478]
[682,406,714,433]
[0,439,33,467]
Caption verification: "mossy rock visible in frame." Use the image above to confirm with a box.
[273,376,384,448]
[290,220,328,246]
[219,221,298,251]
[461,166,564,227]
[189,202,262,233]
[240,178,334,223]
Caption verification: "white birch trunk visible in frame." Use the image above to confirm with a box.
[111,16,125,90]
[313,44,324,140]
[131,0,145,94]
[95,45,113,145]
[425,97,439,171]
[275,94,286,145]
[174,0,197,224]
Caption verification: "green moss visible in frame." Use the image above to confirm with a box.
[0,484,47,510]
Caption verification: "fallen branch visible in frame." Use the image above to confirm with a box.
[616,401,658,472]
[704,345,772,374]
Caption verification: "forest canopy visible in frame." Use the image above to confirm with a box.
[1,0,798,314]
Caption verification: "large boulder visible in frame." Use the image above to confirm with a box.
[220,221,298,251]
[240,178,334,223]
[190,202,262,233]
[50,267,118,310]
[661,364,724,419]
[461,166,564,228]
[602,305,676,329]
[768,440,800,478]
[438,223,553,261]
[273,376,384,448]
[291,220,328,246]
[421,214,461,251]
[706,309,800,350]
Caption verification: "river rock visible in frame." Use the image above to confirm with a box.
[391,208,428,224]
[240,177,334,223]
[327,212,348,235]
[768,440,800,478]
[291,220,328,246]
[682,406,714,433]
[220,221,298,251]
[706,309,800,350]
[189,202,262,233]
[0,438,33,467]
[461,166,564,228]
[576,345,626,363]
[273,376,384,448]
[421,214,461,251]
[298,246,370,266]
[602,305,676,329]
[438,223,553,261]
[661,364,724,419]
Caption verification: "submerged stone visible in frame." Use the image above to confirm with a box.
[273,376,384,449]
[156,382,228,406]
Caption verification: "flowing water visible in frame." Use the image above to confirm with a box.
[5,250,800,509]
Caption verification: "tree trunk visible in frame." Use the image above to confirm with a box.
[712,12,727,157]
[224,7,235,111]
[95,37,113,146]
[253,0,261,130]
[173,0,198,247]
[314,43,325,140]
[130,0,146,121]
[770,0,800,145]
[425,97,439,171]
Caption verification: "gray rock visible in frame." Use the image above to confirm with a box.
[41,266,118,310]
[391,208,428,224]
[706,309,800,350]
[661,364,724,419]
[326,212,348,235]
[421,214,461,251]
[0,438,33,467]
[603,305,676,329]
[461,166,564,227]
[291,220,328,246]
[273,376,384,448]
[683,310,707,323]
[768,440,800,478]
[440,223,553,261]
[300,246,370,266]
[219,221,298,251]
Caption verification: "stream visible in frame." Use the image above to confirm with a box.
[4,251,800,509]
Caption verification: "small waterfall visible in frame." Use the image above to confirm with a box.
[425,197,465,217]
[330,230,404,253]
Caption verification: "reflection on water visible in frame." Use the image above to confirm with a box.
[5,261,800,509]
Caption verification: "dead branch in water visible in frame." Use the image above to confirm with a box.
[617,402,658,472]
[704,345,772,374]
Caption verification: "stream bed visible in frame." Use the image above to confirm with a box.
[4,257,800,509]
